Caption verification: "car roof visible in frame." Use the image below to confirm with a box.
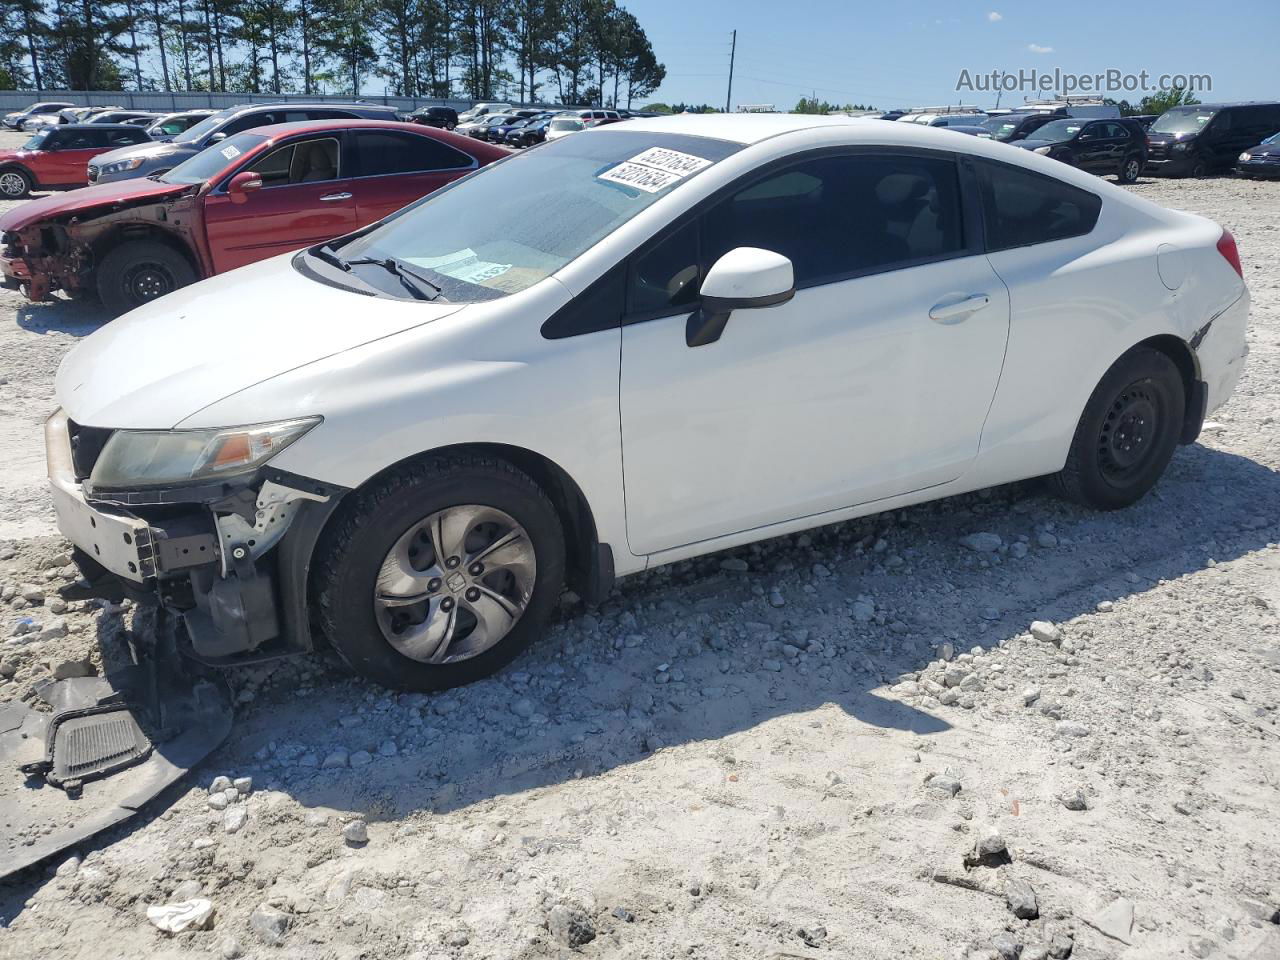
[598,112,886,144]
[1162,101,1280,110]
[237,118,461,138]
[224,101,399,115]
[55,123,149,131]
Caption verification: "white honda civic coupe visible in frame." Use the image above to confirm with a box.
[47,114,1249,690]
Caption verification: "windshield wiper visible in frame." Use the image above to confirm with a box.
[342,255,444,301]
[312,243,347,271]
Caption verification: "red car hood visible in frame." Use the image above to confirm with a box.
[0,177,194,232]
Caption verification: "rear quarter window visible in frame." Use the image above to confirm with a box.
[976,158,1102,252]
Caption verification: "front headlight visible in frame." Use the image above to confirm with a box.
[1239,152,1252,162]
[1033,146,1052,155]
[101,156,146,175]
[1171,142,1188,152]
[89,418,321,489]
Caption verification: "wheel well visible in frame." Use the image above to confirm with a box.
[337,443,602,598]
[92,226,196,274]
[1131,334,1201,435]
[0,163,34,182]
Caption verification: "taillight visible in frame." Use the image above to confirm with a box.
[1216,228,1243,279]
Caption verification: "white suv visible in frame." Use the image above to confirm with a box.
[48,115,1250,691]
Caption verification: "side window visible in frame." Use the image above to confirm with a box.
[701,153,966,286]
[61,131,95,149]
[351,131,472,176]
[106,129,142,147]
[306,110,357,121]
[222,112,281,136]
[977,158,1102,251]
[246,137,339,186]
[627,219,700,317]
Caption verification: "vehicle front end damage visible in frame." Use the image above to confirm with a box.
[0,189,203,302]
[0,413,344,879]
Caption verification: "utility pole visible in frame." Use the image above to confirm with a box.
[725,30,736,113]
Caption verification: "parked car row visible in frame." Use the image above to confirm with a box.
[899,100,1280,182]
[0,119,507,312]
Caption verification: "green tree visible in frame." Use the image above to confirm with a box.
[1139,86,1201,116]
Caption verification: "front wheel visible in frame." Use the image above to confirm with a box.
[96,240,197,316]
[0,168,33,199]
[1049,347,1185,510]
[1117,155,1142,184]
[315,456,566,691]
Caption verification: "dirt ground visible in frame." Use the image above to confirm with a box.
[0,129,1277,960]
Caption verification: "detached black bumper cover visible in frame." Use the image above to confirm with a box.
[0,623,232,880]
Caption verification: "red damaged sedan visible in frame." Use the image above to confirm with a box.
[0,119,509,313]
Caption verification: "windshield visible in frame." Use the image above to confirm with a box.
[161,133,267,184]
[982,115,1025,140]
[1264,132,1280,145]
[1150,107,1216,136]
[174,110,232,143]
[23,130,50,150]
[321,130,740,302]
[550,119,583,131]
[1031,119,1084,142]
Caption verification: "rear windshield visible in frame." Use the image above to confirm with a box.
[23,130,50,150]
[319,130,741,302]
[550,119,583,131]
[161,133,268,184]
[1150,107,1217,136]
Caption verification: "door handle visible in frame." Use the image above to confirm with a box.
[319,192,352,202]
[929,294,990,324]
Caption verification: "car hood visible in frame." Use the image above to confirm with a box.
[91,140,194,167]
[1244,142,1280,157]
[1013,138,1061,150]
[0,177,194,231]
[56,254,467,429]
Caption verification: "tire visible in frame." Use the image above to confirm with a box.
[1117,155,1142,184]
[1190,159,1209,178]
[315,455,566,691]
[0,167,33,199]
[1049,347,1185,510]
[95,240,197,316]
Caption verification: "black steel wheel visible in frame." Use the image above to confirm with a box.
[1049,347,1185,510]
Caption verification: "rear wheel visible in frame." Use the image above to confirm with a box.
[0,168,33,199]
[1117,155,1142,184]
[1190,158,1209,178]
[1049,347,1185,510]
[96,240,197,316]
[316,455,565,691]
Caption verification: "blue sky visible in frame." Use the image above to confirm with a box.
[624,0,1277,111]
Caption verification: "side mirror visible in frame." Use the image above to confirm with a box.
[686,247,795,347]
[227,170,263,204]
[207,131,227,144]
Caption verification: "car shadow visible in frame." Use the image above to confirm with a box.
[211,441,1279,820]
[12,295,104,337]
[1,441,1276,901]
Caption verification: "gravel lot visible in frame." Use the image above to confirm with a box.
[1,129,1278,960]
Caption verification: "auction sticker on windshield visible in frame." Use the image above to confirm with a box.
[410,248,511,285]
[220,144,241,160]
[598,146,711,194]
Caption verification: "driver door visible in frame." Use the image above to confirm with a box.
[202,134,358,274]
[618,152,1010,556]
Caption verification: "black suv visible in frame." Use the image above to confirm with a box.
[1146,101,1280,177]
[408,106,459,130]
[87,101,401,183]
[1014,117,1149,183]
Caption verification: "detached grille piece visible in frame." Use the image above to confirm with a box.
[48,708,152,788]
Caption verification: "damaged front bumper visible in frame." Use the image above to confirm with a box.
[0,413,348,878]
[45,409,346,663]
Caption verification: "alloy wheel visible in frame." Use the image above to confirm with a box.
[373,504,536,664]
[1124,159,1140,181]
[0,171,27,197]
